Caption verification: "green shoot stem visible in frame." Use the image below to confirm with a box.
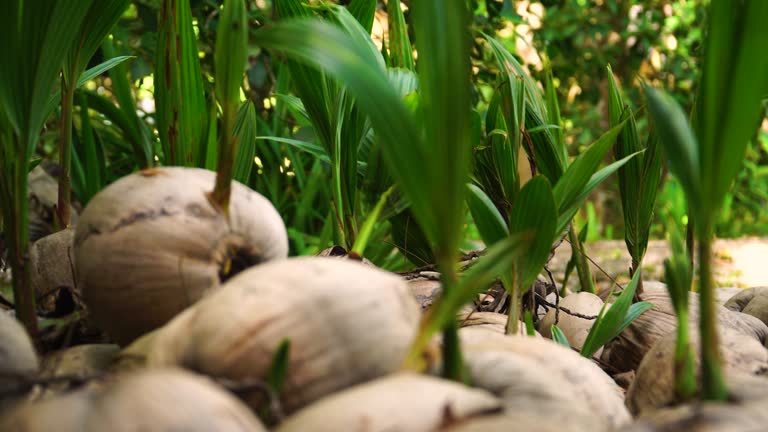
[211,99,238,215]
[57,75,75,228]
[506,270,520,334]
[437,254,464,382]
[698,236,728,400]
[3,151,37,335]
[673,306,696,400]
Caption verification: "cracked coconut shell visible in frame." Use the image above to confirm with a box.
[117,256,421,414]
[74,167,288,345]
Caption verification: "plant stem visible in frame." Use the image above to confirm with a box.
[57,75,74,228]
[569,227,594,293]
[698,236,728,400]
[438,255,464,382]
[506,271,520,334]
[674,306,696,400]
[5,158,37,335]
[211,100,238,215]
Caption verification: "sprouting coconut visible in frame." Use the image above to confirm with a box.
[0,368,266,432]
[0,311,39,408]
[116,256,421,413]
[622,374,768,432]
[274,372,502,432]
[601,284,768,373]
[73,166,288,345]
[626,326,768,415]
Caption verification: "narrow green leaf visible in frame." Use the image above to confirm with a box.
[232,101,258,183]
[557,150,643,234]
[580,270,644,358]
[509,176,557,292]
[551,324,571,348]
[386,0,414,70]
[156,0,207,166]
[426,233,528,338]
[466,183,509,246]
[346,0,377,34]
[644,87,702,220]
[79,56,135,88]
[255,136,330,164]
[351,185,395,256]
[553,120,626,216]
[524,311,536,336]
[266,338,291,394]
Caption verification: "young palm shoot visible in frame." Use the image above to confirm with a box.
[210,0,248,214]
[644,0,768,400]
[57,1,130,228]
[0,0,93,334]
[663,214,696,400]
[607,65,662,298]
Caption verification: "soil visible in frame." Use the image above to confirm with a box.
[548,237,768,293]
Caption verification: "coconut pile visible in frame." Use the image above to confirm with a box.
[2,166,768,431]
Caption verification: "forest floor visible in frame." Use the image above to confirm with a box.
[549,236,768,294]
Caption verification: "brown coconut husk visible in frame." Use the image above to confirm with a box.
[27,164,79,243]
[35,344,119,398]
[724,287,768,327]
[539,291,607,354]
[457,331,631,429]
[0,312,39,406]
[601,284,768,373]
[621,374,768,432]
[74,166,288,345]
[29,227,77,315]
[275,373,502,432]
[625,326,768,416]
[117,257,421,414]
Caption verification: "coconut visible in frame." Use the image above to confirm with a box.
[73,166,288,345]
[601,284,768,373]
[626,326,768,415]
[0,387,92,431]
[30,227,77,314]
[458,331,631,429]
[275,373,501,432]
[0,311,39,405]
[85,369,266,431]
[0,368,266,431]
[456,311,539,340]
[622,374,768,432]
[445,413,594,432]
[117,256,421,413]
[460,344,613,431]
[539,291,606,354]
[724,287,768,328]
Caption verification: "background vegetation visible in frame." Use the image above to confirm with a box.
[6,0,768,275]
